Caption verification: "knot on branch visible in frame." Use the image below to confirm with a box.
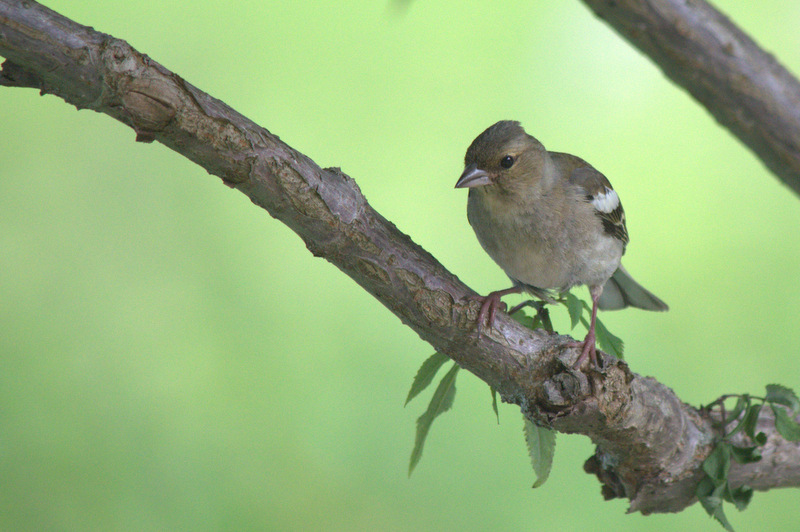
[121,80,178,142]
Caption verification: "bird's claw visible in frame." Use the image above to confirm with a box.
[467,293,507,333]
[570,329,602,370]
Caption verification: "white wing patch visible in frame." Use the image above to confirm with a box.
[591,187,619,213]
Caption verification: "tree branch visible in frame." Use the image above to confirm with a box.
[1,0,798,515]
[580,0,800,196]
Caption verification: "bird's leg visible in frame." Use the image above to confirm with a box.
[468,286,523,333]
[571,285,602,369]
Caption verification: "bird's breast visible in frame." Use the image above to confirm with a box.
[467,191,622,291]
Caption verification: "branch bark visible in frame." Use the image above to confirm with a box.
[580,0,800,196]
[1,0,798,515]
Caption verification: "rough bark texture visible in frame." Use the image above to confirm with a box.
[580,0,800,196]
[2,0,799,515]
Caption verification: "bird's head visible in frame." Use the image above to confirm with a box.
[455,120,548,195]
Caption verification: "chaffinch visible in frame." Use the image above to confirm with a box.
[456,120,667,369]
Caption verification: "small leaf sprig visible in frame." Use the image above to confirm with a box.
[405,351,556,488]
[697,385,800,531]
[405,352,458,476]
[509,291,624,359]
[405,289,614,484]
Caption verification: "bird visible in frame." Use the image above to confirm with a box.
[455,120,667,369]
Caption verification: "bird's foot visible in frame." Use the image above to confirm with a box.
[467,292,508,333]
[569,329,600,370]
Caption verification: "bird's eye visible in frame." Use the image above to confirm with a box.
[500,155,514,169]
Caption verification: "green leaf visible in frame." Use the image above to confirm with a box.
[405,352,450,406]
[564,292,583,330]
[695,475,715,498]
[697,441,754,529]
[697,477,736,532]
[771,404,800,441]
[490,386,499,424]
[765,384,800,414]
[593,316,624,359]
[523,417,556,488]
[724,396,749,426]
[510,309,534,329]
[741,404,762,441]
[723,396,751,437]
[408,363,459,475]
[728,484,753,511]
[540,307,554,333]
[702,442,731,486]
[730,445,762,464]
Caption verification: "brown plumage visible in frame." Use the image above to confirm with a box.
[456,121,667,369]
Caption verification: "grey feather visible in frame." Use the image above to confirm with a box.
[598,265,669,311]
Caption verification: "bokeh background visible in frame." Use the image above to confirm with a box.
[2,1,800,530]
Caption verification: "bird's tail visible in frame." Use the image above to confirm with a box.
[597,265,668,311]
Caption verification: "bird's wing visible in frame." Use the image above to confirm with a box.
[567,164,629,248]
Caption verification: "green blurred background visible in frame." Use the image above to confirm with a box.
[2,1,799,530]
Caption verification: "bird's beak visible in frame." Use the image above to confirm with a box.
[455,163,492,188]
